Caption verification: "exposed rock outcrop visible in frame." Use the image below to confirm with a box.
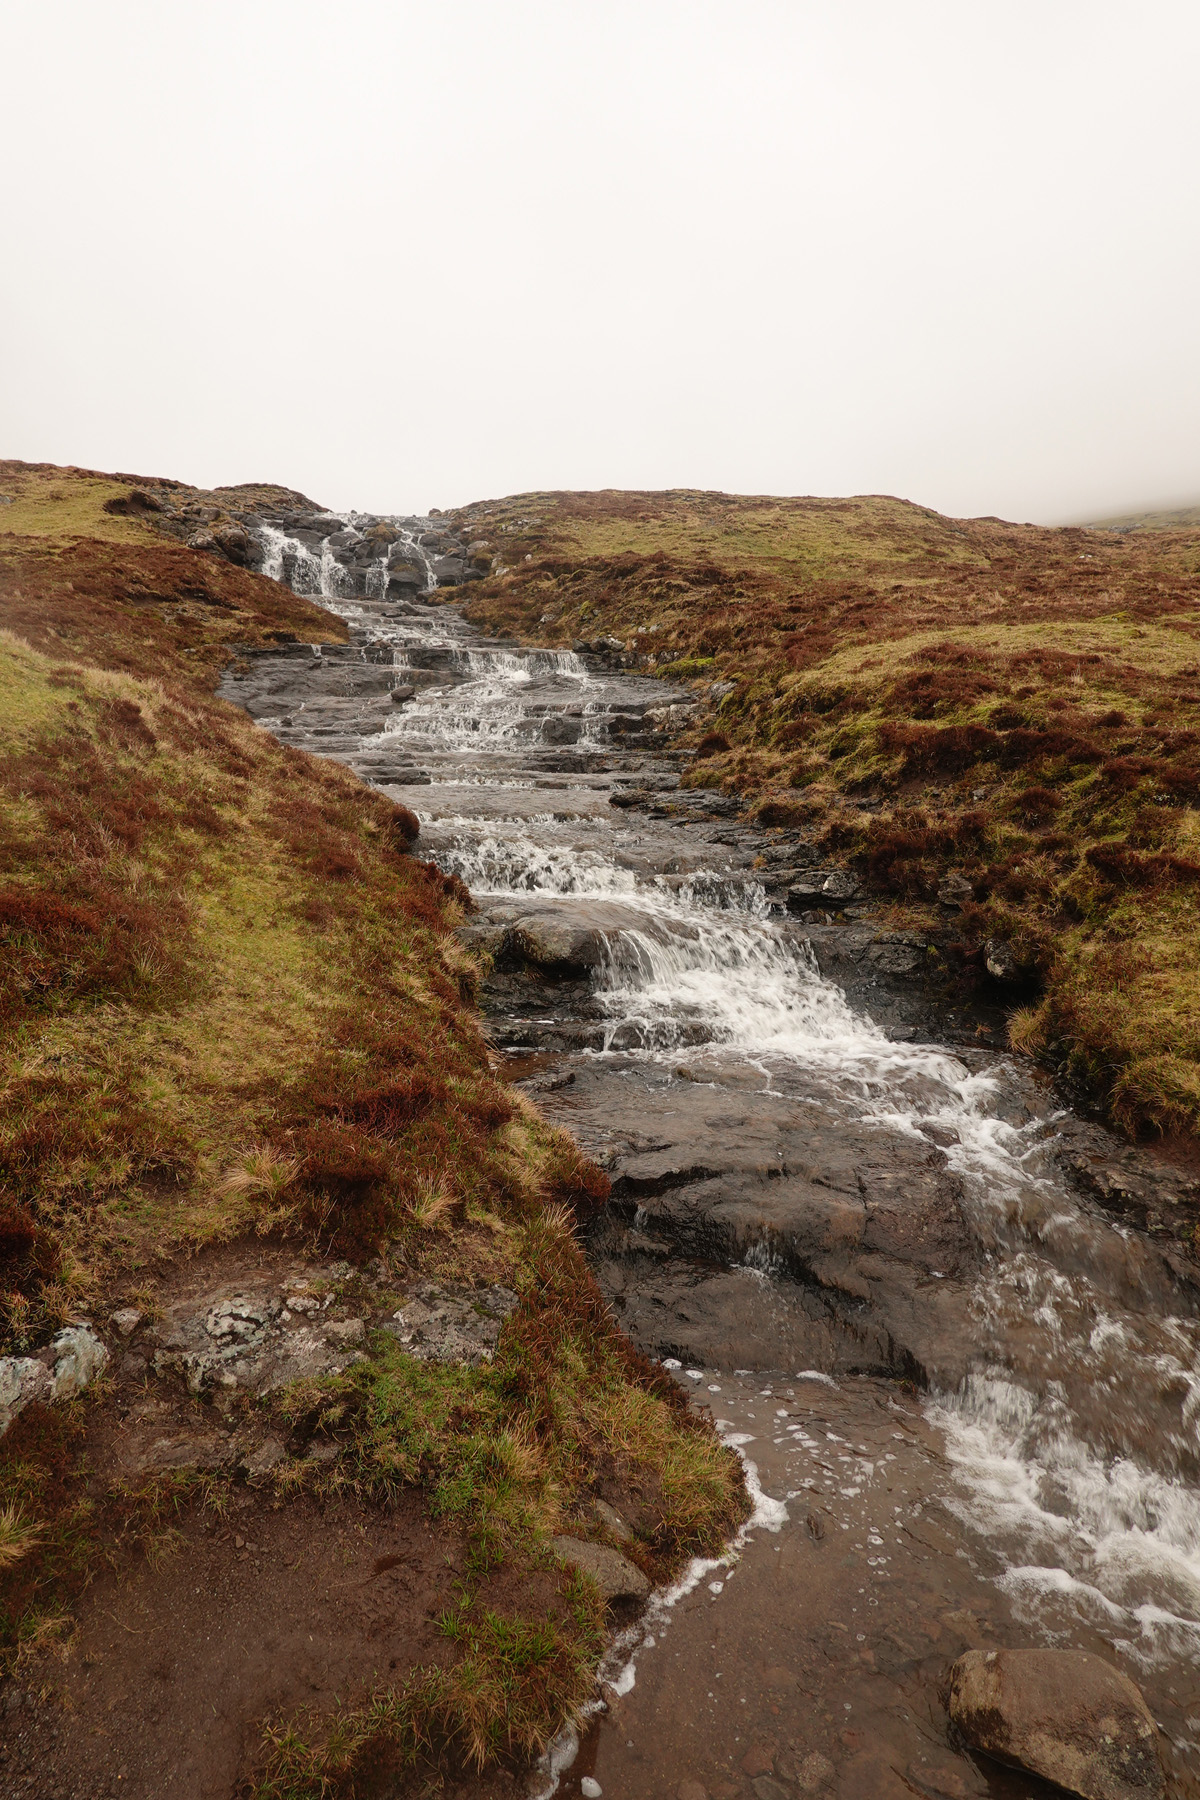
[0,1326,110,1435]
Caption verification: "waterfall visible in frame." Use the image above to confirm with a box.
[245,541,1200,1692]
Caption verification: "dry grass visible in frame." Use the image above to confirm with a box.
[454,489,1200,1142]
[0,465,748,1775]
[0,1504,43,1572]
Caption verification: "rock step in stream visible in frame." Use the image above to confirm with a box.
[221,509,1200,1800]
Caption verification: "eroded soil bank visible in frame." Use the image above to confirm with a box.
[216,513,1200,1800]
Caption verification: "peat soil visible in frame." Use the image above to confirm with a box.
[209,529,1200,1800]
[1,1242,532,1800]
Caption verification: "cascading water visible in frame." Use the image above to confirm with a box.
[245,537,1200,1778]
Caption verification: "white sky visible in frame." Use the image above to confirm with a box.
[3,1,1198,523]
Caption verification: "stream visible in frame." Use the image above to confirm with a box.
[226,511,1200,1799]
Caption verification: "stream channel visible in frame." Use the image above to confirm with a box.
[224,515,1200,1800]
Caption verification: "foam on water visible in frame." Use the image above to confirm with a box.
[254,538,1200,1683]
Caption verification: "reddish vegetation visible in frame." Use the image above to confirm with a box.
[451,490,1200,1138]
[694,732,730,757]
[0,531,346,691]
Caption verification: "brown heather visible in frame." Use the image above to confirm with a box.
[453,487,1200,1143]
[0,463,746,1780]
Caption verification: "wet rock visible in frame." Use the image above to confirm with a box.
[948,1647,1163,1800]
[540,715,583,745]
[549,1536,650,1602]
[866,933,926,978]
[508,915,607,974]
[1055,1122,1200,1238]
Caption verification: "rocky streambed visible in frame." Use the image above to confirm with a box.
[218,508,1200,1799]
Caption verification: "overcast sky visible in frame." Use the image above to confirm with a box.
[3,1,1198,523]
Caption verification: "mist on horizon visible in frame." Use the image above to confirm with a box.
[2,0,1198,527]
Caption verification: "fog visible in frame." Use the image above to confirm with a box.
[3,0,1198,522]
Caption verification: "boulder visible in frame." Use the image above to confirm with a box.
[821,870,860,901]
[549,1536,650,1603]
[0,1325,111,1436]
[592,1498,632,1541]
[387,564,425,593]
[948,1648,1164,1800]
[431,556,465,585]
[984,936,1020,981]
[0,1357,53,1434]
[50,1325,110,1398]
[508,916,607,974]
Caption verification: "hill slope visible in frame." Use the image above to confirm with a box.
[1083,501,1200,532]
[451,488,1200,1144]
[0,464,743,1796]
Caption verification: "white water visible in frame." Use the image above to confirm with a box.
[258,516,442,606]
[256,537,1200,1687]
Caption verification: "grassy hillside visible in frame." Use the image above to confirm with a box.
[1084,501,1200,532]
[0,465,743,1789]
[452,489,1200,1143]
